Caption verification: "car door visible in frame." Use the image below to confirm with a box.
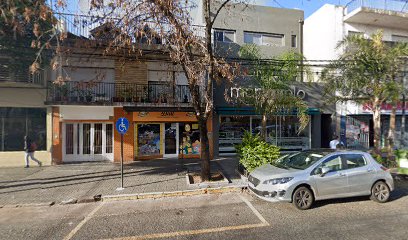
[311,154,348,200]
[341,153,374,195]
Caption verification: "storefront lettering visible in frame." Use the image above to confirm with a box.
[161,112,175,117]
[230,86,307,100]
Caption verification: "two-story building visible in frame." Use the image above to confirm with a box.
[304,0,408,149]
[0,41,53,167]
[193,3,336,156]
[43,12,214,164]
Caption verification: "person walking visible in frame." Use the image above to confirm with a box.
[329,135,340,150]
[24,136,42,168]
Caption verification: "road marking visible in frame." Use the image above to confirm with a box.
[63,202,104,240]
[102,223,268,240]
[101,194,269,240]
[239,194,269,225]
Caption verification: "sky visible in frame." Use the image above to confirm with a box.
[259,0,350,17]
[61,0,353,18]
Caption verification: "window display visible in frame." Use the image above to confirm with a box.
[138,124,161,156]
[0,107,46,152]
[179,123,200,155]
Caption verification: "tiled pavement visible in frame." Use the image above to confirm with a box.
[0,157,245,205]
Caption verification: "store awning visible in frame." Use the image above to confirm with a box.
[216,107,321,116]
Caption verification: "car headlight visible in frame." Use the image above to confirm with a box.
[263,177,293,185]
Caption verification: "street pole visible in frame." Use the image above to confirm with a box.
[121,134,124,189]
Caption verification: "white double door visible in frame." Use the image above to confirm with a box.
[63,123,113,162]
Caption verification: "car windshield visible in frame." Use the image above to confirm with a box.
[276,151,331,170]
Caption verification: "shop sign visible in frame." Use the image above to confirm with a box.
[229,86,307,100]
[133,111,197,122]
[362,102,408,114]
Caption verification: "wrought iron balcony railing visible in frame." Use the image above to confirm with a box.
[46,81,193,105]
[0,68,46,86]
[346,0,408,14]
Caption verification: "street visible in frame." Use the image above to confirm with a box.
[1,179,407,240]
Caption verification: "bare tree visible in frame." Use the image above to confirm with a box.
[1,0,250,180]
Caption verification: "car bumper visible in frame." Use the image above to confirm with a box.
[248,184,292,202]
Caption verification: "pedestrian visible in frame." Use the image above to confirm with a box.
[24,135,42,168]
[329,135,340,150]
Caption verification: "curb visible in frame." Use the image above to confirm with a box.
[2,201,55,208]
[102,186,247,202]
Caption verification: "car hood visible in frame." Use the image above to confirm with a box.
[250,164,302,181]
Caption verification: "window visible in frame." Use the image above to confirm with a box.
[313,155,344,175]
[343,154,366,169]
[137,124,161,156]
[291,35,297,48]
[244,32,284,46]
[0,108,47,152]
[348,31,363,37]
[214,29,235,43]
[106,124,113,154]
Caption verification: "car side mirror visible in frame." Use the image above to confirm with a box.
[320,167,330,177]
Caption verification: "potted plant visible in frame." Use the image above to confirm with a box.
[85,90,93,102]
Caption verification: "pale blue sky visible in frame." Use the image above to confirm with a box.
[59,0,352,18]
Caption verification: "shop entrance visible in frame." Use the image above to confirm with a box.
[62,123,113,162]
[164,123,179,158]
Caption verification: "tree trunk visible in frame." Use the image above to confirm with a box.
[373,98,382,153]
[198,116,211,181]
[387,102,397,156]
[261,114,267,141]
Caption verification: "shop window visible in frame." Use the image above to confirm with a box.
[138,124,161,156]
[219,116,250,140]
[106,124,113,154]
[180,123,200,155]
[66,124,74,154]
[0,108,46,152]
[94,123,103,154]
[83,124,91,154]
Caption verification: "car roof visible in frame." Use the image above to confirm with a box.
[300,148,367,154]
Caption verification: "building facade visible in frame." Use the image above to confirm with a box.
[0,44,53,167]
[304,1,408,149]
[204,4,336,155]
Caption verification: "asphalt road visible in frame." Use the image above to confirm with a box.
[1,179,407,240]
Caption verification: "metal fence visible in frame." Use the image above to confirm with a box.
[346,0,408,14]
[46,81,192,105]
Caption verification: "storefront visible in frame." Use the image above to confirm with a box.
[133,111,204,160]
[216,110,311,155]
[213,82,336,156]
[57,106,115,163]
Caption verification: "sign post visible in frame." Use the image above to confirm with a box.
[115,117,129,191]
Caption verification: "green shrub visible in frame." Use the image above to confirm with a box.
[395,149,408,160]
[235,131,280,172]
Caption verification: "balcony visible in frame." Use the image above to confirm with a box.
[55,13,206,45]
[46,81,193,108]
[0,68,46,88]
[345,0,408,30]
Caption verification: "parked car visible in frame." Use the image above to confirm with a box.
[248,149,394,210]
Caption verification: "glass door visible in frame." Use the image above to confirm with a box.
[63,123,113,162]
[164,123,178,158]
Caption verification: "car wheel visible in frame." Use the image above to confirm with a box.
[370,181,390,203]
[293,187,314,210]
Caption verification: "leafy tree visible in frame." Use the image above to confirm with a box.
[238,44,309,141]
[321,31,408,153]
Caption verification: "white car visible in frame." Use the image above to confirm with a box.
[248,149,394,210]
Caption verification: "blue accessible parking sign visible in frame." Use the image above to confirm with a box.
[116,117,129,135]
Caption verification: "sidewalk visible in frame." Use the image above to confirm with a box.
[0,157,245,206]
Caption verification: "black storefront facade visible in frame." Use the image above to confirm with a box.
[212,82,336,156]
